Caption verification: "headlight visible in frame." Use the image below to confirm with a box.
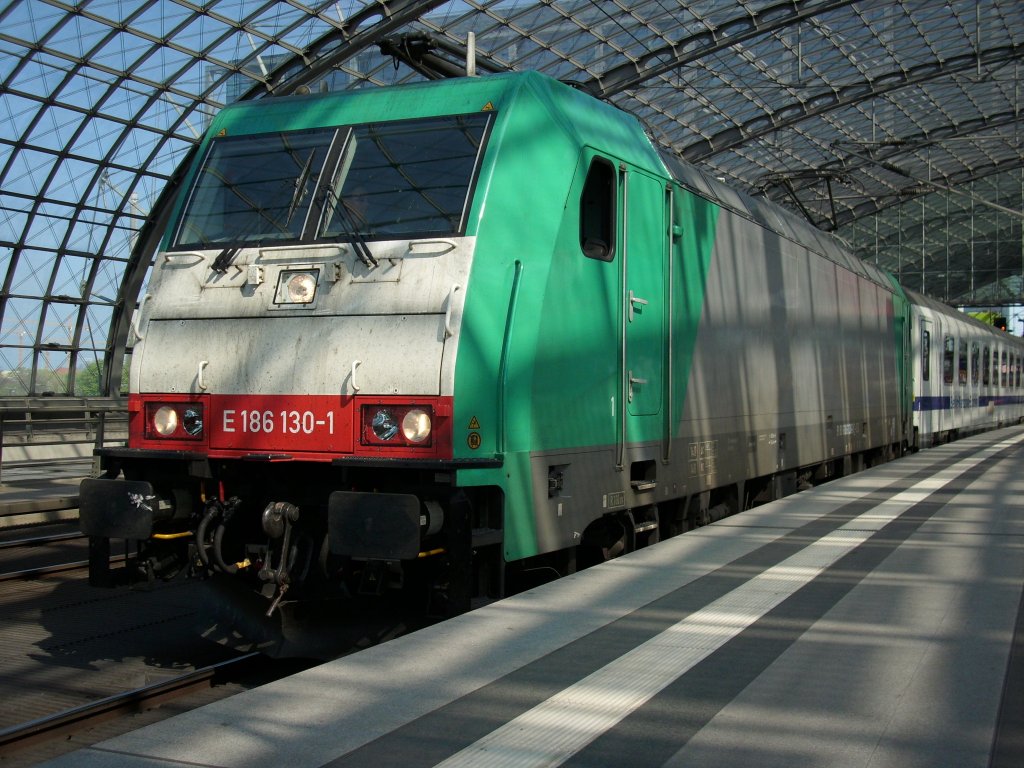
[153,406,178,436]
[371,409,399,441]
[361,404,434,447]
[183,407,204,437]
[401,409,431,443]
[275,269,319,304]
[144,402,205,440]
[286,272,317,302]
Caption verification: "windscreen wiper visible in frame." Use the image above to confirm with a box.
[285,152,315,226]
[327,193,377,269]
[211,247,241,274]
[343,214,378,269]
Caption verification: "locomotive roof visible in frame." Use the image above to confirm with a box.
[656,147,897,295]
[205,71,654,156]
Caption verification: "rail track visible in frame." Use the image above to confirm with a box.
[0,531,83,549]
[0,446,273,764]
[0,555,125,583]
[0,652,263,758]
[0,521,118,582]
[0,518,264,767]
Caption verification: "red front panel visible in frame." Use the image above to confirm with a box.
[210,394,355,454]
[129,393,453,460]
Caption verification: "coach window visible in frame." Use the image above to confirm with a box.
[580,157,616,261]
[921,330,930,381]
[942,336,954,385]
[971,343,980,386]
[1017,355,1021,388]
[994,349,1001,388]
[1002,351,1009,387]
[958,339,968,385]
[983,346,990,386]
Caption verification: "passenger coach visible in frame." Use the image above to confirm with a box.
[910,290,1024,448]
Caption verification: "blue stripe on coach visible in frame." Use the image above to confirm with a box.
[914,395,1024,411]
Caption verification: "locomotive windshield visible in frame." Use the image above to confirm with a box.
[172,113,492,249]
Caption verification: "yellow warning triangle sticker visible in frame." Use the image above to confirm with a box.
[216,128,227,137]
[468,416,480,430]
[481,102,495,112]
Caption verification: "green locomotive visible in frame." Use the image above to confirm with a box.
[81,71,922,655]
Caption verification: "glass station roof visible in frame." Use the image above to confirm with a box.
[0,0,1021,395]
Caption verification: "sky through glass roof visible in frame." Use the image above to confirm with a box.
[0,0,1021,395]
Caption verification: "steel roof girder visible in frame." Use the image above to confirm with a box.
[834,158,1024,230]
[239,0,451,98]
[583,0,862,100]
[755,109,1022,221]
[852,204,1021,258]
[680,43,1024,163]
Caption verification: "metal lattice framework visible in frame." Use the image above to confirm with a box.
[0,0,1021,396]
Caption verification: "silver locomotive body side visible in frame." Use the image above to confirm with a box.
[679,208,904,497]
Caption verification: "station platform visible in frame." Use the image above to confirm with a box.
[42,426,1024,768]
[0,458,89,528]
[0,478,79,527]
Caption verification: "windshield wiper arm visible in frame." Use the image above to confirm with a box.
[285,153,315,226]
[330,195,377,269]
[211,247,241,274]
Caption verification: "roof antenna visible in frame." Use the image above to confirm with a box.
[467,31,477,77]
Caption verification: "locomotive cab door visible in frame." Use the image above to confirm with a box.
[618,165,666,464]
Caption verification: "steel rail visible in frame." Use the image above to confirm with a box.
[0,555,124,582]
[0,531,84,550]
[0,652,261,756]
